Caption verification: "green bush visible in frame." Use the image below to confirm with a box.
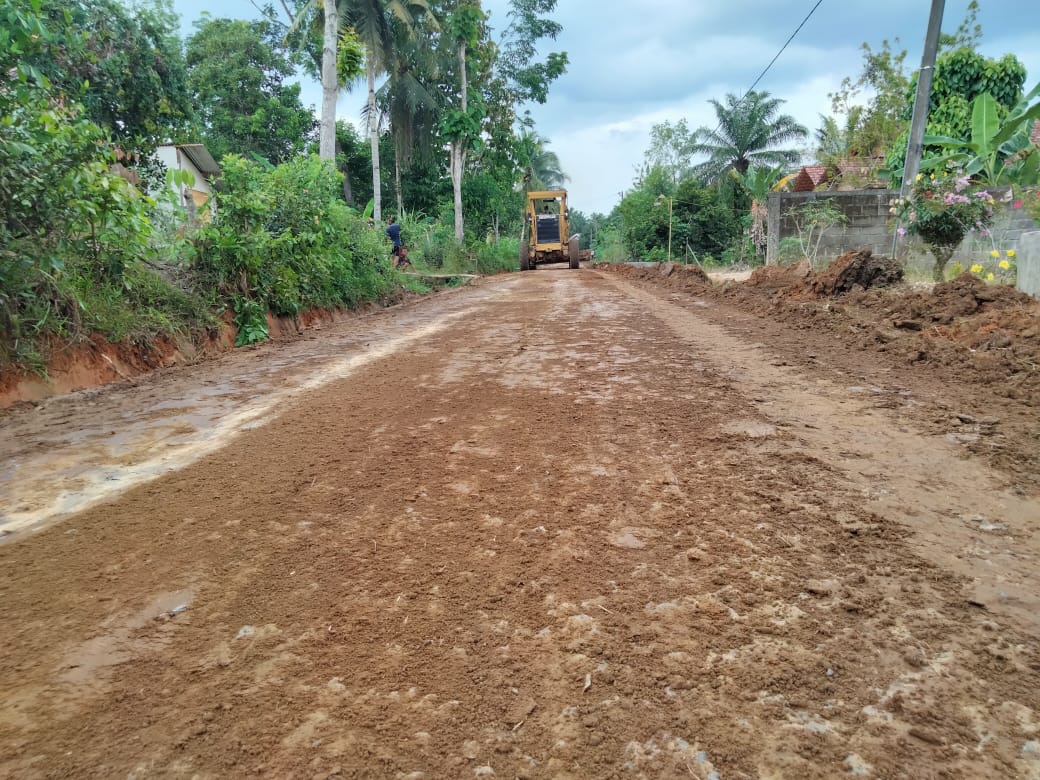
[191,154,395,328]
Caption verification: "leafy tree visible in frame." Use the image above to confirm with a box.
[831,39,909,159]
[688,91,808,182]
[643,119,696,185]
[672,179,740,259]
[186,16,317,164]
[923,48,1026,141]
[26,0,193,151]
[496,0,568,106]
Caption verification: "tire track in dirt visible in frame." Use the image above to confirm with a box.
[606,274,1040,634]
[1,271,1038,779]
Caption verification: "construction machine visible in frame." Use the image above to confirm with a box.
[520,190,581,270]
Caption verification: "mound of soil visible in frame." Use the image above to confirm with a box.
[810,249,903,296]
[745,259,812,290]
[596,262,711,291]
[859,272,1038,326]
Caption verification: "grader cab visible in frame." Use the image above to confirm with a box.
[520,190,581,270]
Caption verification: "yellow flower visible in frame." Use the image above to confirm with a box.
[999,260,1011,270]
[970,264,984,274]
[986,272,995,281]
[915,173,923,181]
[1007,250,1016,258]
[990,250,1000,258]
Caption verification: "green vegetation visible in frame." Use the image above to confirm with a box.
[1,0,571,375]
[613,1,1039,272]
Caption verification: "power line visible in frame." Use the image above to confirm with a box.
[703,0,825,142]
[742,0,825,102]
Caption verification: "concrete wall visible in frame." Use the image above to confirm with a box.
[766,188,1038,268]
[1018,231,1040,298]
[766,190,894,265]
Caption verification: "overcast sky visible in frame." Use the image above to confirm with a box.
[171,0,1040,215]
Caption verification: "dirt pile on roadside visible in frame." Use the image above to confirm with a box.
[745,259,813,290]
[594,262,712,292]
[810,249,903,296]
[742,251,902,298]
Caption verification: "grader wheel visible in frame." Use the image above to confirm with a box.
[568,237,580,269]
[520,241,531,271]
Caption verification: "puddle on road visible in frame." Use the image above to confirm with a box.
[721,419,778,438]
[60,588,194,688]
[0,286,517,540]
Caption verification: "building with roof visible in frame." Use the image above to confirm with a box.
[155,143,220,219]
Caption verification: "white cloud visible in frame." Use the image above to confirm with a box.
[173,0,1040,216]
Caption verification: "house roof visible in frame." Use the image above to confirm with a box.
[177,144,220,177]
[791,165,829,192]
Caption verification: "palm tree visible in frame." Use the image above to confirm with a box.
[515,129,568,190]
[290,0,433,220]
[319,0,339,160]
[689,90,808,182]
[378,12,441,217]
[343,0,433,223]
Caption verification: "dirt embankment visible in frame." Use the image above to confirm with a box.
[599,252,1040,486]
[0,289,433,409]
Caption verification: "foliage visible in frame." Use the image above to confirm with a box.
[923,49,1026,142]
[233,297,269,346]
[644,119,696,186]
[688,91,808,182]
[894,168,996,281]
[515,129,568,190]
[610,170,738,261]
[733,165,787,260]
[186,16,317,164]
[23,0,194,152]
[192,154,395,324]
[828,38,909,159]
[0,0,193,367]
[787,200,846,269]
[921,86,1040,186]
[497,0,568,105]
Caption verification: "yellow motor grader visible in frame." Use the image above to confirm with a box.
[520,189,580,270]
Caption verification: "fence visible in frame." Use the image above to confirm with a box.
[766,189,1038,276]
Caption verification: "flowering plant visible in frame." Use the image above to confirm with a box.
[894,168,996,281]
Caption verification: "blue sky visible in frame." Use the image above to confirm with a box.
[171,0,1040,214]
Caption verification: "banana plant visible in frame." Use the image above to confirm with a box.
[921,82,1040,185]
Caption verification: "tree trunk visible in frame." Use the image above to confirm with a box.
[394,145,403,218]
[452,40,467,243]
[336,137,355,206]
[930,244,956,282]
[367,56,382,223]
[319,1,338,161]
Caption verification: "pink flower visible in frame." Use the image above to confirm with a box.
[897,227,907,236]
[1014,200,1023,209]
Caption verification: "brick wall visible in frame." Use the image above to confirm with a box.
[766,189,1038,266]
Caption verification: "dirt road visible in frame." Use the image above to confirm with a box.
[2,270,1039,779]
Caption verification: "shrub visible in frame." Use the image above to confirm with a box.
[894,168,995,281]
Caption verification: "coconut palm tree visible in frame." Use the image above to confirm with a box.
[291,0,433,220]
[343,0,433,223]
[378,12,441,216]
[689,90,808,182]
[515,129,568,190]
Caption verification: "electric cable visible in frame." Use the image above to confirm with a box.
[703,0,826,141]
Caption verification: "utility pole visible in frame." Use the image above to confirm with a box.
[901,0,945,197]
